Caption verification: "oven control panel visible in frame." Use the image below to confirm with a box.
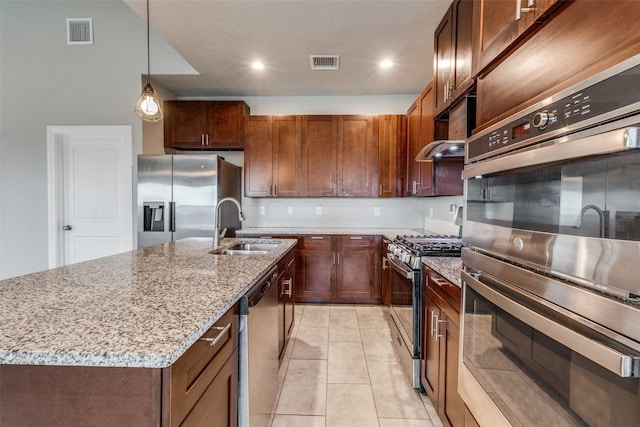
[468,60,640,162]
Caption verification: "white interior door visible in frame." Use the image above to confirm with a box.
[48,126,133,266]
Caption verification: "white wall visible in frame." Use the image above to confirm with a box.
[0,1,154,279]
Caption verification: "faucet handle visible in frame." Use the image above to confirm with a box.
[219,227,228,239]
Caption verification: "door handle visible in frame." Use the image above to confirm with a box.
[63,225,72,231]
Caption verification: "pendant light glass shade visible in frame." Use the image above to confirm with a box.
[135,0,163,122]
[135,82,163,122]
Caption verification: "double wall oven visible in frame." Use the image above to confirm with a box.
[461,54,640,426]
[387,235,463,388]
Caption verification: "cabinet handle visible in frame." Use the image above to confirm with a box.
[350,236,363,240]
[311,236,324,240]
[337,253,340,264]
[517,0,535,20]
[206,134,210,146]
[431,310,437,336]
[283,278,293,297]
[382,257,388,270]
[274,185,277,196]
[413,181,418,194]
[332,253,336,264]
[199,323,231,347]
[201,134,205,146]
[379,185,383,196]
[436,318,447,342]
[269,184,273,196]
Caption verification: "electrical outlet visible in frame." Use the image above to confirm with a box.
[374,207,381,216]
[287,206,294,215]
[316,206,323,215]
[429,207,434,217]
[449,203,457,214]
[259,206,265,215]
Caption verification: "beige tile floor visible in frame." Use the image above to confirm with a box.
[272,304,444,427]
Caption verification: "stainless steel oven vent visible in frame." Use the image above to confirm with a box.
[67,18,93,45]
[310,55,340,70]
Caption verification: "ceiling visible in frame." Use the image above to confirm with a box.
[123,0,451,97]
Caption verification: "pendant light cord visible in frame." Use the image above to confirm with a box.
[146,0,151,84]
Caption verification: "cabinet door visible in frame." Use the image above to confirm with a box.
[472,0,520,74]
[434,159,464,196]
[434,5,454,113]
[378,115,406,198]
[206,101,247,149]
[244,116,274,197]
[417,85,435,196]
[180,348,239,427]
[452,0,474,98]
[295,249,334,302]
[302,116,338,196]
[335,236,381,303]
[406,101,421,196]
[273,116,302,197]
[284,252,296,338]
[337,115,379,197]
[422,297,440,403]
[442,314,464,427]
[164,101,208,149]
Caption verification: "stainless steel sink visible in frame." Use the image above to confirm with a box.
[211,242,280,255]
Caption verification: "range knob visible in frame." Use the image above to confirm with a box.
[532,111,554,129]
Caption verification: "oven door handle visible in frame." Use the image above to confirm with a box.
[462,270,640,378]
[387,254,415,279]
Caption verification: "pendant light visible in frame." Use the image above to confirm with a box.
[134,0,163,122]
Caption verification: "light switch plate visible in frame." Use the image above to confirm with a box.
[288,206,294,215]
[316,206,322,215]
[374,207,381,216]
[259,206,265,215]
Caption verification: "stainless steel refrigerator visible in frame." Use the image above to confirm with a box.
[137,154,242,249]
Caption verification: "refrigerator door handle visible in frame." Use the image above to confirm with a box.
[169,201,176,232]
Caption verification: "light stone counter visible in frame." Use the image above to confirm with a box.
[421,256,463,287]
[237,227,422,241]
[237,227,463,286]
[0,237,296,369]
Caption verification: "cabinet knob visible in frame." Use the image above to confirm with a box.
[63,225,73,231]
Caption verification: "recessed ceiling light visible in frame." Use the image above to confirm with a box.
[380,60,393,69]
[252,61,265,70]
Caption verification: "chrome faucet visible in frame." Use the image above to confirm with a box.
[213,197,245,247]
[573,204,609,238]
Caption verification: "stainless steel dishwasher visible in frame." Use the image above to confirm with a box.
[238,266,279,427]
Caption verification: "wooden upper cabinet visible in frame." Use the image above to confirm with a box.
[417,87,435,196]
[164,101,249,151]
[244,116,273,197]
[378,115,407,198]
[472,0,565,76]
[273,116,302,197]
[434,0,474,116]
[337,115,379,197]
[406,100,421,196]
[301,116,338,197]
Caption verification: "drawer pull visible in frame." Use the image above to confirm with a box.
[311,236,324,240]
[199,323,231,347]
[349,236,363,240]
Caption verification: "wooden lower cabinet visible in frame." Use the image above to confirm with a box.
[278,246,297,359]
[295,235,382,304]
[0,303,240,427]
[421,266,464,427]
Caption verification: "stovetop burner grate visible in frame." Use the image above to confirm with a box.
[393,234,464,257]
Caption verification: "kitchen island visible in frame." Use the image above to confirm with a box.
[0,237,296,426]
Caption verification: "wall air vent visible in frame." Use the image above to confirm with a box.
[310,55,340,70]
[67,18,93,45]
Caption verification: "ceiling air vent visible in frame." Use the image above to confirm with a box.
[310,55,340,70]
[67,18,93,45]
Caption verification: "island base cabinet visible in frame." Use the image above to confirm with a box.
[0,365,162,427]
[179,348,238,427]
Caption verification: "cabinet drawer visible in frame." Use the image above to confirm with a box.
[298,235,334,250]
[165,303,239,426]
[337,235,377,250]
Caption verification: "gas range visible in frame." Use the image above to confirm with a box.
[388,234,464,270]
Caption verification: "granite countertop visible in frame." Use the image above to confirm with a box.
[422,256,463,287]
[237,227,464,286]
[0,238,296,369]
[237,227,424,241]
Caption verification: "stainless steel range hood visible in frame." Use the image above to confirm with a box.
[415,140,465,161]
